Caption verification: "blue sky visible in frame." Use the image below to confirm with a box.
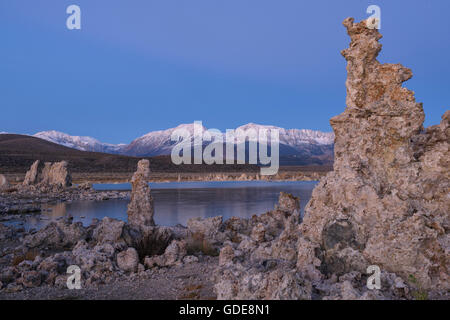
[0,0,449,144]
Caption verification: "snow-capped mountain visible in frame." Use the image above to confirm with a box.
[123,123,334,165]
[234,123,334,149]
[33,131,125,154]
[25,124,334,165]
[121,123,208,157]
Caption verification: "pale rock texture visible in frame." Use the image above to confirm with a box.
[298,17,449,293]
[116,247,139,273]
[92,217,127,245]
[275,192,300,214]
[219,245,235,266]
[144,240,187,268]
[23,218,87,250]
[23,160,40,186]
[214,192,304,299]
[22,160,72,188]
[214,18,449,300]
[187,216,224,245]
[40,161,72,187]
[127,159,155,226]
[0,174,9,191]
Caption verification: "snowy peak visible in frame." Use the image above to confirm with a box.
[28,123,334,158]
[33,130,124,154]
[124,123,334,157]
[235,123,334,146]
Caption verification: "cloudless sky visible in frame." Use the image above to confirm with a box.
[0,0,449,143]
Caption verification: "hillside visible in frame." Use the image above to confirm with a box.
[0,134,260,174]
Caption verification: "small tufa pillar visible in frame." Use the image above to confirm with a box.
[127,159,155,227]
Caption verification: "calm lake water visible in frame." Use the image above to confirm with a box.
[11,181,318,230]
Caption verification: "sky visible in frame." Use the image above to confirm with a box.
[0,0,449,144]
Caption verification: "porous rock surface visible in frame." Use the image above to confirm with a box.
[1,18,447,300]
[23,160,40,186]
[0,174,9,191]
[22,160,72,188]
[299,17,449,292]
[214,18,449,300]
[127,159,155,227]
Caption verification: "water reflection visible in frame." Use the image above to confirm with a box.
[10,181,317,230]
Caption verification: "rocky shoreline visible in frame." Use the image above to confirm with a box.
[0,17,448,300]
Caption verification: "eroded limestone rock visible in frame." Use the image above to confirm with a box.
[23,218,87,250]
[40,161,72,187]
[214,17,448,300]
[144,239,187,268]
[0,174,10,191]
[23,160,40,186]
[127,159,155,226]
[298,17,449,293]
[117,247,139,273]
[22,160,72,188]
[275,192,300,214]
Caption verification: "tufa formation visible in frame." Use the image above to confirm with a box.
[214,17,449,299]
[127,159,155,226]
[23,160,72,188]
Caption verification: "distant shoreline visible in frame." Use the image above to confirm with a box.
[2,167,330,185]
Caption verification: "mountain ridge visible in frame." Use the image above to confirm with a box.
[2,123,334,165]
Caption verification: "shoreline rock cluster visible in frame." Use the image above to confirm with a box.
[213,18,449,300]
[0,161,129,217]
[0,17,448,300]
[23,160,71,189]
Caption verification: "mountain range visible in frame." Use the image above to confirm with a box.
[5,123,335,166]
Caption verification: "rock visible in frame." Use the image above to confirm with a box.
[214,17,449,300]
[92,217,126,245]
[163,240,187,265]
[23,160,40,186]
[298,17,449,294]
[0,174,10,191]
[22,160,72,188]
[78,182,93,190]
[54,275,69,289]
[127,159,155,226]
[40,161,72,187]
[275,192,300,214]
[116,248,139,273]
[187,216,223,243]
[129,225,174,259]
[23,219,87,250]
[215,263,312,300]
[0,267,18,285]
[144,240,187,268]
[71,241,117,285]
[183,255,199,264]
[250,223,266,243]
[0,223,15,241]
[5,283,23,293]
[20,270,42,288]
[219,245,234,266]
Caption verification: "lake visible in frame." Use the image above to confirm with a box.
[11,181,318,230]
